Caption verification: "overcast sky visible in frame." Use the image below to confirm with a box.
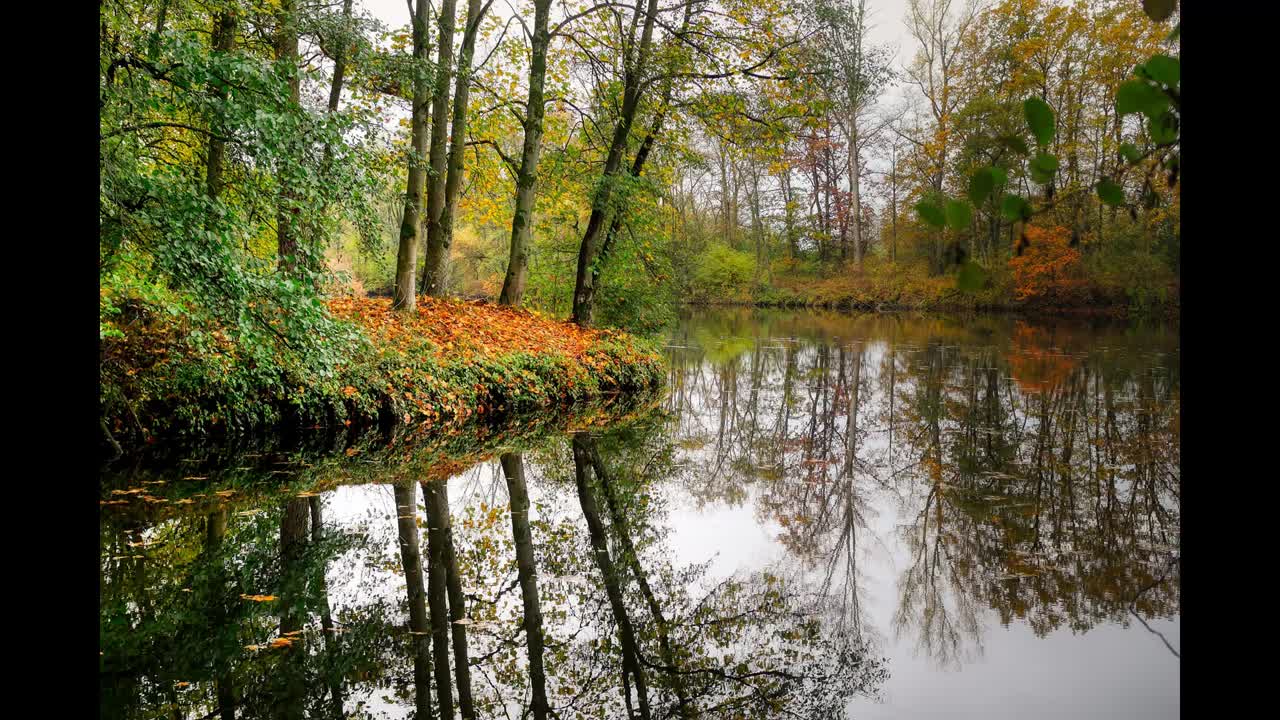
[358,0,916,64]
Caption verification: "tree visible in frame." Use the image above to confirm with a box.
[498,0,554,307]
[393,0,435,312]
[419,0,460,297]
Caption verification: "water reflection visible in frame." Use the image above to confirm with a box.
[663,310,1179,670]
[100,309,1178,718]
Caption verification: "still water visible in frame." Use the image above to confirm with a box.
[100,309,1180,719]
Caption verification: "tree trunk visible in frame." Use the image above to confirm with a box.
[276,497,310,720]
[439,479,476,719]
[310,497,346,719]
[498,0,553,306]
[394,483,435,720]
[420,0,460,297]
[393,0,432,313]
[572,434,652,720]
[588,445,694,718]
[309,0,355,261]
[205,509,236,720]
[205,10,236,202]
[422,479,455,719]
[847,121,862,267]
[274,1,301,274]
[571,0,660,327]
[438,0,489,305]
[780,169,797,260]
[501,453,550,720]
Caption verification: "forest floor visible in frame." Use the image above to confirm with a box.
[101,296,665,451]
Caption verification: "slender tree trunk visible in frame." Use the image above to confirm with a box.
[309,0,355,257]
[438,0,489,303]
[750,168,764,286]
[587,49,687,303]
[205,509,236,720]
[393,0,433,313]
[276,498,310,720]
[420,0,460,297]
[501,453,550,720]
[274,1,301,273]
[571,0,660,327]
[847,121,862,267]
[439,480,476,719]
[780,169,797,260]
[498,0,553,306]
[422,480,455,720]
[394,483,435,720]
[205,10,236,202]
[588,446,694,718]
[572,434,651,720]
[326,0,353,114]
[309,497,346,719]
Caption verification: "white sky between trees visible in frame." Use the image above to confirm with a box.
[352,0,919,221]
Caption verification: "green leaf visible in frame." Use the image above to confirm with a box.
[957,261,988,293]
[1144,54,1180,86]
[1096,178,1125,206]
[945,200,972,230]
[1029,153,1057,184]
[1119,143,1143,164]
[915,201,946,228]
[1148,111,1178,145]
[1142,0,1177,22]
[1023,98,1055,147]
[1031,152,1058,174]
[1001,195,1031,222]
[1116,80,1170,118]
[968,168,995,207]
[989,167,1008,187]
[1001,135,1030,156]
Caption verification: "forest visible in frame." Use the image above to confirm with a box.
[99,0,1179,445]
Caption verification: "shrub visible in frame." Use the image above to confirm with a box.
[1008,224,1083,302]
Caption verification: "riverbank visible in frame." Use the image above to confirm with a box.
[100,390,666,525]
[696,264,1179,319]
[100,295,665,451]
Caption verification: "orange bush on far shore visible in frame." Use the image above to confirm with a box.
[1008,225,1082,301]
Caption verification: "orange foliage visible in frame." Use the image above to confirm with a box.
[1007,225,1082,301]
[1005,321,1079,394]
[328,296,617,363]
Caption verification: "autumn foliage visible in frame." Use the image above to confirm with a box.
[1007,225,1083,302]
[1005,321,1081,394]
[101,293,665,444]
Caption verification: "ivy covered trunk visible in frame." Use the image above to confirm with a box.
[393,0,432,313]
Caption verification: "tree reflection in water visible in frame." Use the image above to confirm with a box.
[99,311,1177,718]
[661,310,1179,669]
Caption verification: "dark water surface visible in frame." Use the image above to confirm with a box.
[101,308,1180,719]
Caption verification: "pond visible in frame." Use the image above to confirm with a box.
[100,308,1180,720]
